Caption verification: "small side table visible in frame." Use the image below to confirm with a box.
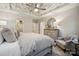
[71,42,79,56]
[75,43,79,56]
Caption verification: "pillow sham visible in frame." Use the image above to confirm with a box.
[64,35,71,41]
[1,28,17,43]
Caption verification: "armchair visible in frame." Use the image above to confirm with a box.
[56,37,67,50]
[56,35,79,54]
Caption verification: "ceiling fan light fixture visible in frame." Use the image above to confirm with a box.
[34,8,38,12]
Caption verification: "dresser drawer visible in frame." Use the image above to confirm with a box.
[44,29,59,40]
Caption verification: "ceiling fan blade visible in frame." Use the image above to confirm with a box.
[26,4,35,9]
[34,3,38,8]
[37,7,46,10]
[26,4,31,7]
[41,8,46,10]
[26,3,46,11]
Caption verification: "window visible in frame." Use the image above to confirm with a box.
[0,20,7,25]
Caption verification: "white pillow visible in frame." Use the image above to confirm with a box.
[2,28,17,43]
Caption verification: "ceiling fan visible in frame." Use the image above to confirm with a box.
[26,3,46,11]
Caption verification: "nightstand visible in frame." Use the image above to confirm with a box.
[44,28,59,41]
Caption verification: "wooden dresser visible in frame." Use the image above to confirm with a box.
[44,28,59,40]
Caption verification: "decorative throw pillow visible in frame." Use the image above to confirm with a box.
[71,35,78,43]
[64,35,71,41]
[0,32,4,44]
[0,28,4,45]
[1,28,17,43]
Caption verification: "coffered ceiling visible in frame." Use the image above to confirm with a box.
[0,3,78,16]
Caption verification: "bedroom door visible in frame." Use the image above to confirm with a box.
[40,22,45,34]
[32,20,40,34]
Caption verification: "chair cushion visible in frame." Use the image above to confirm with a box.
[56,40,66,46]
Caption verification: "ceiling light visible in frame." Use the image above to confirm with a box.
[34,8,38,12]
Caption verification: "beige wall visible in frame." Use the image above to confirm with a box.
[0,5,79,36]
[54,6,79,36]
[41,6,79,37]
[0,10,34,33]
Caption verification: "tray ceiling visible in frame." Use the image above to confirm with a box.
[0,3,74,16]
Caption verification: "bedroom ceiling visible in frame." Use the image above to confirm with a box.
[0,3,76,16]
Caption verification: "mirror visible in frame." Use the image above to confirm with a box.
[45,17,56,28]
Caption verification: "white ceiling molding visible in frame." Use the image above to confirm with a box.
[0,3,67,17]
[40,4,79,25]
[41,4,79,18]
[0,3,78,20]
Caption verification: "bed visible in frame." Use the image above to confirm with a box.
[18,33,53,56]
[0,28,54,56]
[0,41,21,56]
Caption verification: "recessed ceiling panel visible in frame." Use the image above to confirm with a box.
[0,3,75,16]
